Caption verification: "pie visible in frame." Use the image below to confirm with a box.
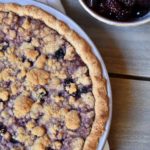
[0,3,108,150]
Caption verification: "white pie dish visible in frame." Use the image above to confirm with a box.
[0,0,112,149]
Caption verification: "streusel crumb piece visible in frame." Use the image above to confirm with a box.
[71,138,84,150]
[13,96,33,118]
[26,120,36,131]
[0,89,9,101]
[24,49,39,61]
[35,55,47,69]
[31,126,45,137]
[81,92,95,108]
[26,69,49,86]
[65,83,77,94]
[65,110,80,130]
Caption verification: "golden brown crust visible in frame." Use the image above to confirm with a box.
[0,3,108,150]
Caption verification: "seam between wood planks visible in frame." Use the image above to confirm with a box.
[109,73,150,81]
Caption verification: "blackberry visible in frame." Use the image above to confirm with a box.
[105,0,131,21]
[0,123,7,134]
[1,41,9,51]
[28,60,34,67]
[54,48,65,60]
[115,8,131,21]
[21,55,26,62]
[72,89,81,99]
[137,0,150,8]
[80,86,89,93]
[64,78,74,86]
[118,0,135,7]
[105,0,122,14]
[10,138,20,144]
[46,147,54,150]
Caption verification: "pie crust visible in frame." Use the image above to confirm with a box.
[0,3,108,150]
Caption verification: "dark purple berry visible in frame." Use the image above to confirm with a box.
[137,0,150,8]
[115,8,131,20]
[118,0,135,7]
[104,0,132,21]
[105,0,121,13]
[54,48,65,60]
[85,0,149,21]
[80,86,89,93]
[72,89,81,99]
[0,123,7,134]
[46,147,54,150]
[22,56,26,62]
[1,41,9,51]
[58,92,63,97]
[131,5,150,19]
[28,60,34,67]
[3,81,11,88]
[10,138,20,144]
[64,78,74,86]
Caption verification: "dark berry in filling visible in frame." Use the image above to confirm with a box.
[46,147,55,150]
[10,138,20,144]
[38,89,48,103]
[0,123,7,134]
[72,89,81,99]
[118,0,135,6]
[21,56,26,62]
[54,48,65,59]
[64,78,74,86]
[80,86,89,94]
[1,41,9,51]
[28,60,34,66]
[72,86,91,99]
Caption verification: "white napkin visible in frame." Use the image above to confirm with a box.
[34,1,109,150]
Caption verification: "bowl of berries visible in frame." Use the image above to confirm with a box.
[79,0,150,26]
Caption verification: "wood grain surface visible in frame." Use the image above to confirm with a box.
[62,1,150,150]
[109,78,150,150]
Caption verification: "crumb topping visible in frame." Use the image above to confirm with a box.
[71,138,84,150]
[35,55,46,69]
[65,110,81,130]
[13,96,33,118]
[26,120,36,131]
[0,88,9,101]
[26,68,49,86]
[0,11,95,150]
[24,49,39,61]
[31,126,45,137]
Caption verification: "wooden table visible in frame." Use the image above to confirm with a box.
[62,1,150,150]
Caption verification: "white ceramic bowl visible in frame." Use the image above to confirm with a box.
[79,0,150,27]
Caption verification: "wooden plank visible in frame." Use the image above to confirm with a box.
[108,78,150,150]
[62,0,150,77]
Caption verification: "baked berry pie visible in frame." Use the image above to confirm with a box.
[0,4,108,150]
